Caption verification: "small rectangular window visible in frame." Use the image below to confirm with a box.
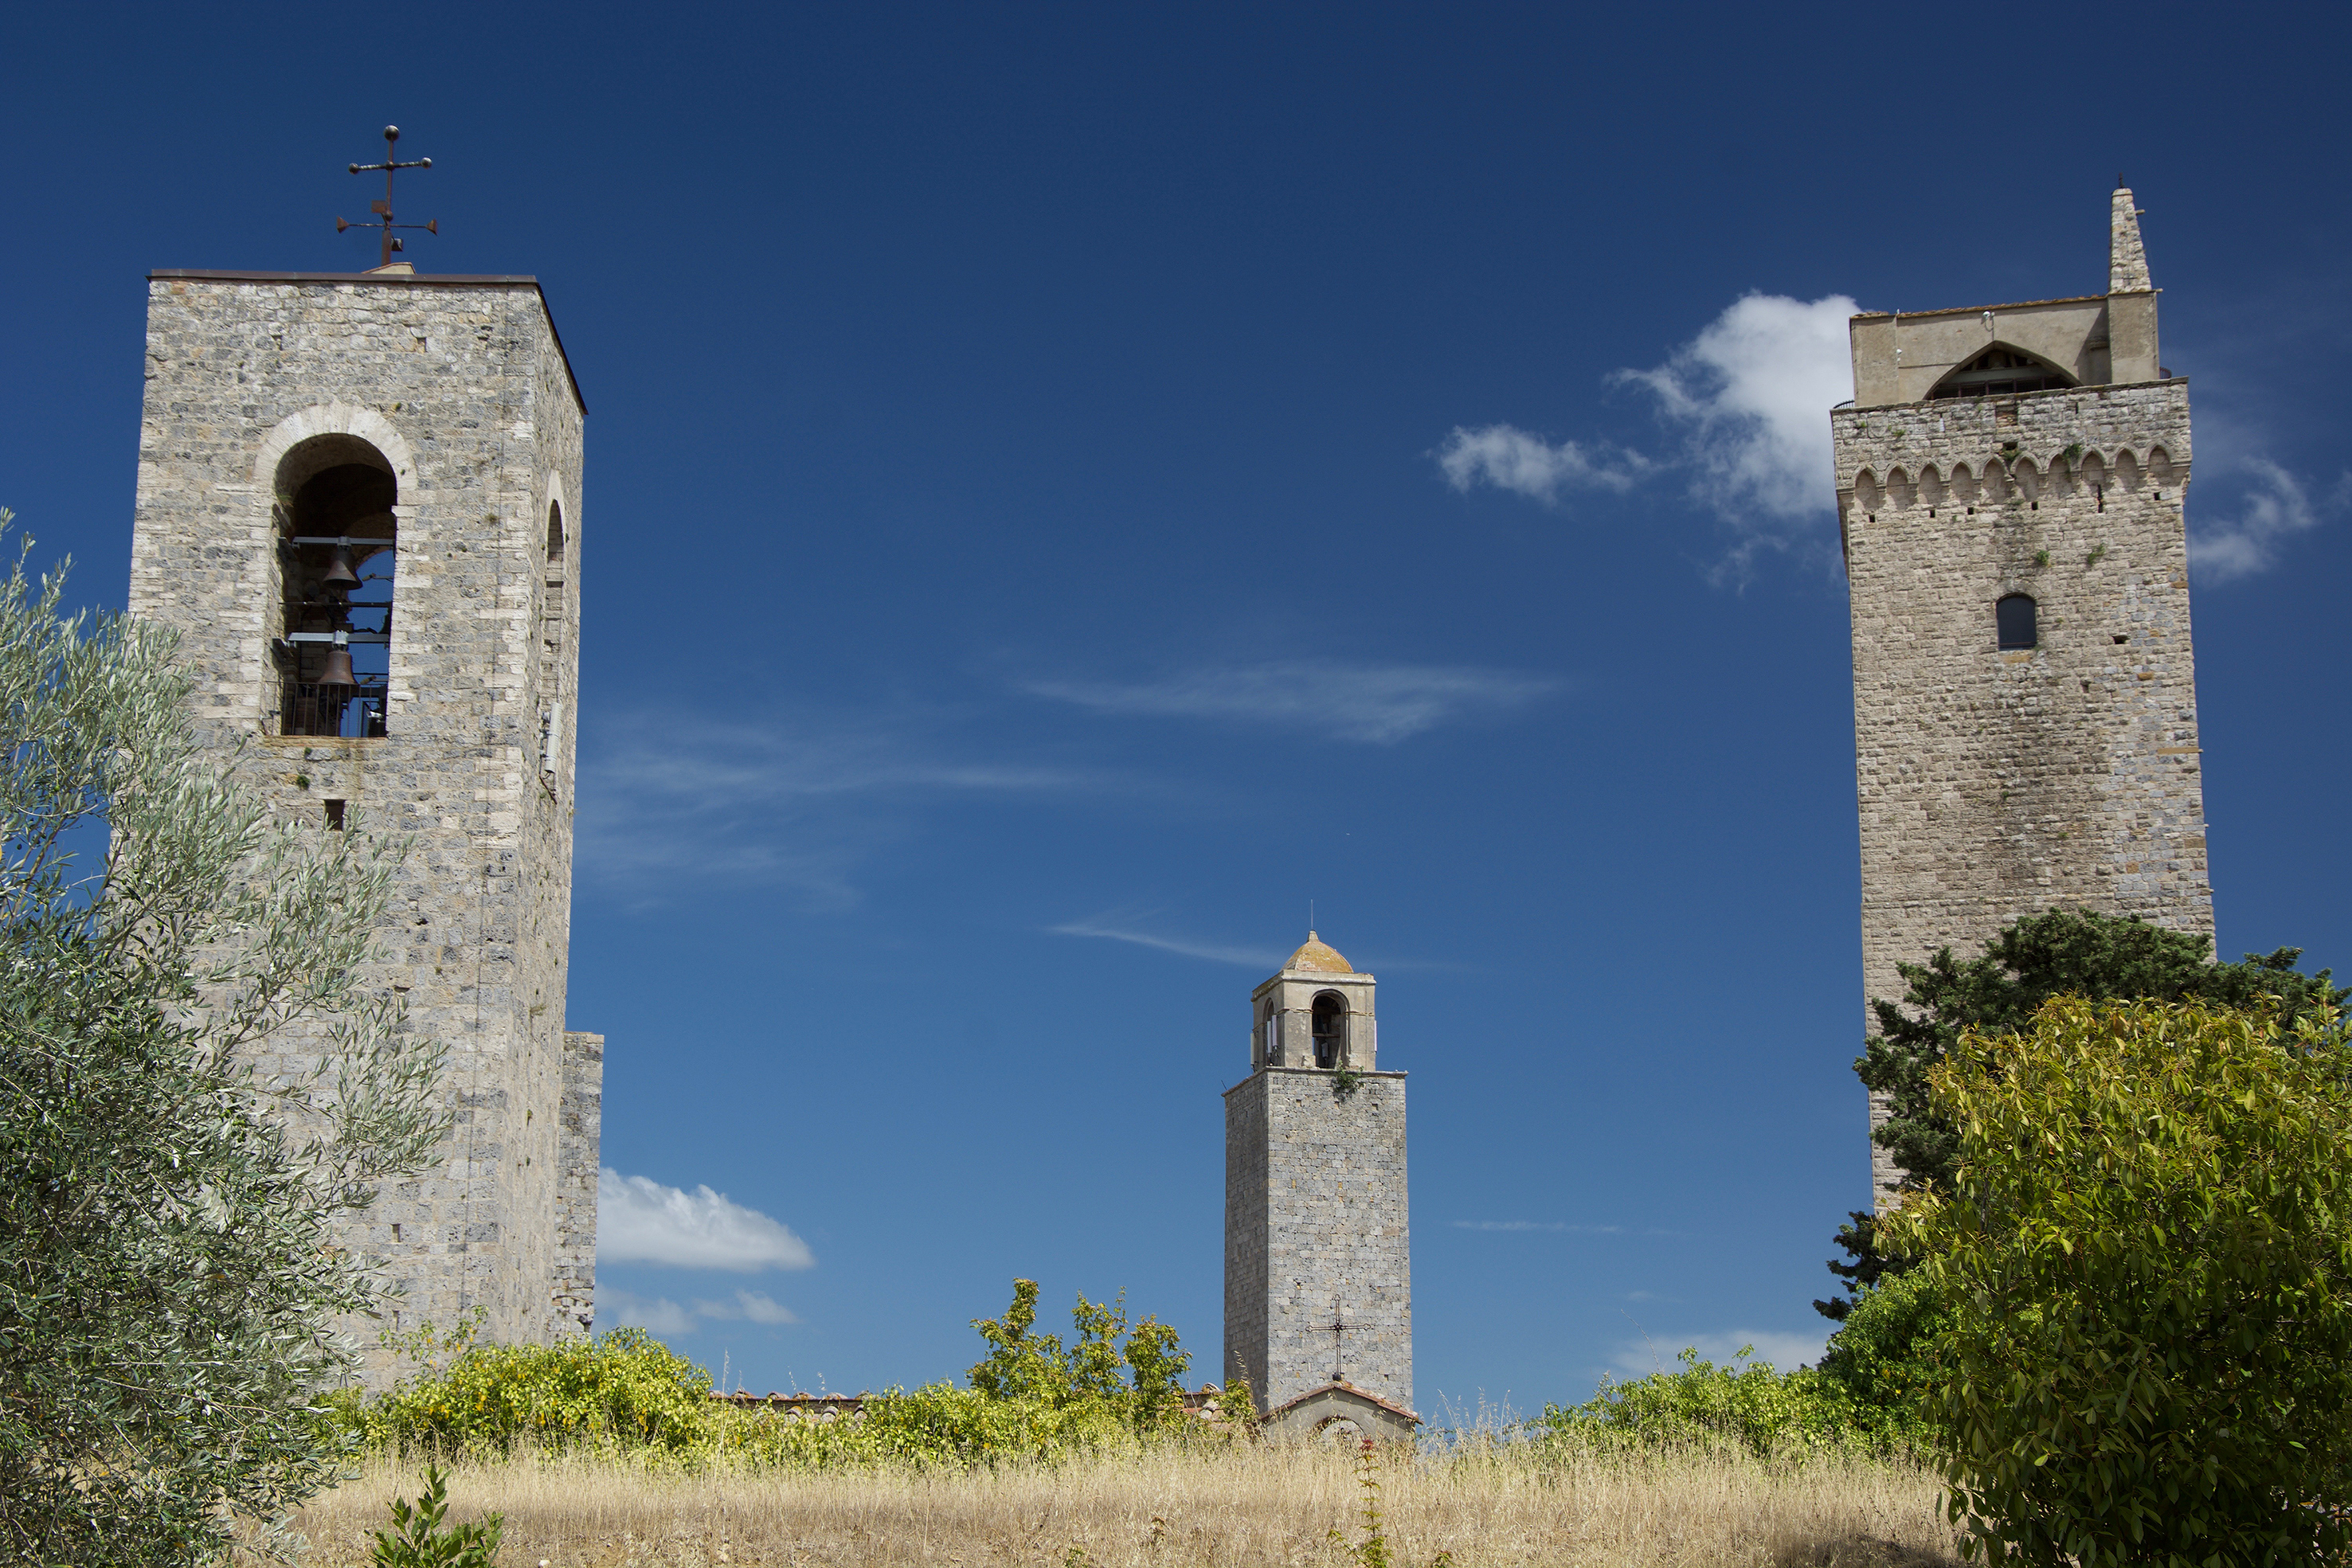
[325,799,346,831]
[1996,595,2038,651]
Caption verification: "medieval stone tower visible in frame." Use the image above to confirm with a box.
[1223,933,1415,1437]
[127,257,601,1368]
[1833,186,2213,1205]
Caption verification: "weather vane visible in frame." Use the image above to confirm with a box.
[337,125,437,269]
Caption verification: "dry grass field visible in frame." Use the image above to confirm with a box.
[263,1444,1965,1568]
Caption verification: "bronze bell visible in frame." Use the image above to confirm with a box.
[319,643,358,687]
[323,545,361,592]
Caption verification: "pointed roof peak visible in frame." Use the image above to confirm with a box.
[2110,186,2152,294]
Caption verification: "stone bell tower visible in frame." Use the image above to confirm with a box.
[127,254,602,1371]
[1833,186,2213,1206]
[1224,933,1415,1437]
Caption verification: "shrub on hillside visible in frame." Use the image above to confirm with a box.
[1884,997,2352,1566]
[1534,1347,1871,1459]
[343,1279,1206,1468]
[347,1320,714,1457]
[1813,1269,1951,1451]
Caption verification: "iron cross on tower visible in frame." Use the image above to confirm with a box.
[338,125,437,268]
[1329,1305,1348,1384]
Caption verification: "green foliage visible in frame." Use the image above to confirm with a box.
[1884,998,2352,1566]
[353,1318,715,1457]
[1823,908,2346,1316]
[1536,1346,1876,1459]
[1814,1269,1951,1449]
[0,517,443,1563]
[966,1279,1194,1434]
[368,1464,503,1567]
[1329,1438,1391,1568]
[345,1279,1203,1472]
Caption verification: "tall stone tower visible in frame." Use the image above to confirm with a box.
[128,260,601,1367]
[1223,933,1415,1438]
[1833,187,2213,1205]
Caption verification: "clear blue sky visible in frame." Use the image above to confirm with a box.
[4,2,2346,1413]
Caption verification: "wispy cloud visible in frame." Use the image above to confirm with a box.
[2190,457,2330,582]
[1438,292,1858,573]
[694,1289,800,1326]
[1025,660,1562,745]
[1610,1328,1832,1376]
[1434,427,1651,504]
[578,707,1102,903]
[1050,917,1279,968]
[594,1287,800,1337]
[597,1169,816,1273]
[1450,1219,1680,1236]
[595,1288,697,1339]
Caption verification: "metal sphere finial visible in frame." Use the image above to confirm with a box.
[384,125,400,142]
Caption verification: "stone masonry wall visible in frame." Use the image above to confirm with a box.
[1223,1069,1411,1414]
[1835,379,2211,1204]
[128,273,589,1377]
[554,1031,603,1335]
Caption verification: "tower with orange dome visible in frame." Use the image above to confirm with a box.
[1223,933,1415,1437]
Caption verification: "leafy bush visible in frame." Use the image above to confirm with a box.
[968,1278,1192,1433]
[1813,1269,1951,1450]
[1884,998,2352,1566]
[368,1464,502,1567]
[1535,1346,1870,1459]
[343,1278,1207,1470]
[351,1318,714,1457]
[1826,909,2346,1316]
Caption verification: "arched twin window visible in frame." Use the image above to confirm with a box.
[1997,593,2038,651]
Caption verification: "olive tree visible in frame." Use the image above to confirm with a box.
[0,518,447,1563]
[1884,997,2352,1567]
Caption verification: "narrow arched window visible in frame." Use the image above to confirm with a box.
[274,435,395,737]
[1311,992,1346,1069]
[1997,593,2038,651]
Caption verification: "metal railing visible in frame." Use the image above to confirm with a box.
[275,682,388,739]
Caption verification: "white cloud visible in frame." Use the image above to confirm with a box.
[1024,660,1562,745]
[1437,293,1859,572]
[1615,292,1857,525]
[1610,1328,1833,1377]
[1049,917,1278,968]
[597,1169,816,1273]
[1434,426,1650,504]
[694,1289,800,1326]
[2190,457,2326,583]
[594,1288,696,1339]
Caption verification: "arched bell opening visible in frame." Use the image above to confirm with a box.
[1928,345,2078,401]
[274,434,395,737]
[1311,991,1348,1069]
